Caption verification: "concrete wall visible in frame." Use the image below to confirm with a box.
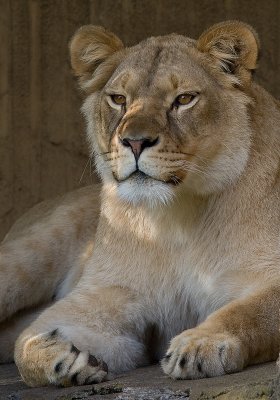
[1,0,280,240]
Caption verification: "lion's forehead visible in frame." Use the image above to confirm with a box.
[107,40,209,97]
[141,33,196,55]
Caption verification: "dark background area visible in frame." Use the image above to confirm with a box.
[1,0,280,240]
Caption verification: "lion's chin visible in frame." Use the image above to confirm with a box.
[116,173,175,208]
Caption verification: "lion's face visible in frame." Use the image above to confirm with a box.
[71,22,259,206]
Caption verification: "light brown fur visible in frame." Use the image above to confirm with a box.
[0,21,280,387]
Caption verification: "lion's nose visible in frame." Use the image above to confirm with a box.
[119,137,159,161]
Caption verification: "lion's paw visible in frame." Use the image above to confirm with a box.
[161,328,244,379]
[16,329,108,387]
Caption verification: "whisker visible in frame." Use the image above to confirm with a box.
[167,174,181,185]
[79,158,91,184]
[181,161,211,178]
[146,153,210,167]
[221,142,235,156]
[182,166,210,178]
[190,154,209,166]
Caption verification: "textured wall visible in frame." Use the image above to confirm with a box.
[1,0,280,240]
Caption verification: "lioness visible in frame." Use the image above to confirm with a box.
[0,20,280,387]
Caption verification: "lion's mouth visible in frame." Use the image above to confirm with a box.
[116,169,182,186]
[129,170,149,181]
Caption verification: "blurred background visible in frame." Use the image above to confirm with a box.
[0,0,280,240]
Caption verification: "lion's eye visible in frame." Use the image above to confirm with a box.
[110,94,126,105]
[174,93,196,107]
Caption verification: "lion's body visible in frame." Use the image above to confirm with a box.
[1,21,280,387]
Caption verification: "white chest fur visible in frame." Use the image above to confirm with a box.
[79,191,251,341]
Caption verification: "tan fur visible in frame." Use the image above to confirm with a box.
[1,21,280,387]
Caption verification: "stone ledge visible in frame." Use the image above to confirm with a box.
[0,362,278,400]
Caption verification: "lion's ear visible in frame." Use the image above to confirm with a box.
[70,25,124,90]
[197,21,260,85]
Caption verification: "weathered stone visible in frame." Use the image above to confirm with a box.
[198,382,274,399]
[0,362,278,400]
[115,387,190,400]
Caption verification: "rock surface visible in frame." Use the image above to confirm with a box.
[0,362,278,400]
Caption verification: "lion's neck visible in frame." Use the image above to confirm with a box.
[99,182,215,245]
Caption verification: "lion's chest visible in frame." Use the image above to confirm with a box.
[86,219,242,332]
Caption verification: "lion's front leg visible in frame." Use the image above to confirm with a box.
[162,286,280,379]
[15,286,148,387]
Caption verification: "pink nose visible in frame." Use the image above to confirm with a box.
[120,137,159,160]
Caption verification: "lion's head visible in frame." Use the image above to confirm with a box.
[70,21,259,207]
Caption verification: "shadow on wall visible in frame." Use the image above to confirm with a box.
[1,0,280,240]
